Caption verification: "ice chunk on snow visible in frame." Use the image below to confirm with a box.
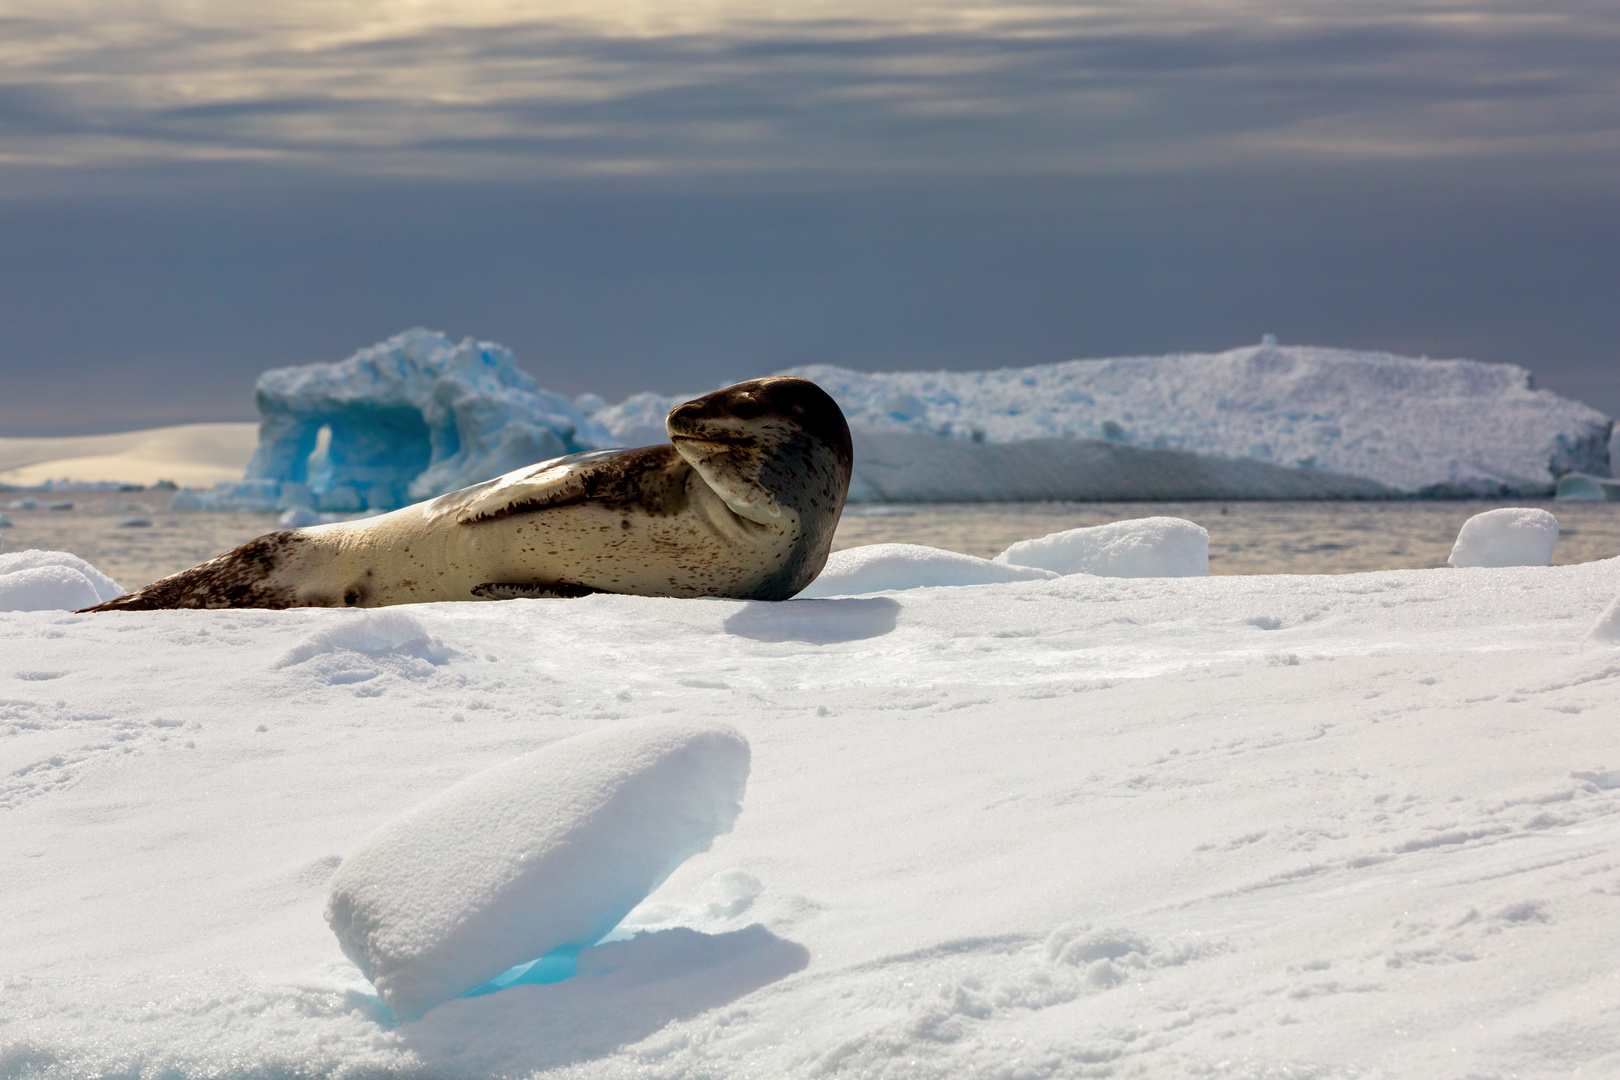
[325,719,750,1020]
[995,517,1209,578]
[1447,508,1559,568]
[798,543,1056,597]
[0,550,123,610]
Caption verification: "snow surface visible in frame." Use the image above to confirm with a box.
[4,551,1620,1077]
[796,542,1057,598]
[996,516,1209,578]
[327,717,749,1019]
[1448,507,1561,568]
[0,549,123,611]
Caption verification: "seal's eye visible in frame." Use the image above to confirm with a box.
[727,393,766,420]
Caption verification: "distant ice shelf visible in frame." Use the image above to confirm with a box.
[177,332,1613,511]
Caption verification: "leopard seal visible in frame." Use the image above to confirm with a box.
[83,376,852,611]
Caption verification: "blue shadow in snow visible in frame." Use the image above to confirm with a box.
[723,596,899,644]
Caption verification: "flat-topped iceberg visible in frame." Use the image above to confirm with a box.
[780,344,1612,499]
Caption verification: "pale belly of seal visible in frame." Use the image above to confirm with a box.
[247,474,801,607]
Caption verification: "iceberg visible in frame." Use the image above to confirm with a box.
[186,333,1613,510]
[182,329,614,512]
[599,344,1611,501]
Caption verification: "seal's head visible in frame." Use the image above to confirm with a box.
[667,376,852,528]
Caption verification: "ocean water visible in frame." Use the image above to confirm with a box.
[5,489,1620,591]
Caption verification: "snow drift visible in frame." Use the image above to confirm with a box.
[996,517,1210,578]
[0,549,124,611]
[325,720,750,1019]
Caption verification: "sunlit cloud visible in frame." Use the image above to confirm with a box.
[0,0,1617,188]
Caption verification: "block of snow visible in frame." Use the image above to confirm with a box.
[995,517,1210,578]
[324,719,750,1020]
[1447,508,1559,568]
[798,543,1056,598]
[0,550,124,611]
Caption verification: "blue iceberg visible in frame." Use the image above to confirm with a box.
[177,329,615,512]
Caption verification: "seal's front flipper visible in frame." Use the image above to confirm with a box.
[471,582,601,601]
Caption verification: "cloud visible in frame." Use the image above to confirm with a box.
[0,0,1617,189]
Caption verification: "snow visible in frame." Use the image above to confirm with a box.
[0,424,257,489]
[327,716,749,1019]
[1590,592,1620,642]
[1448,507,1561,568]
[995,516,1209,578]
[796,542,1056,597]
[0,549,124,611]
[4,547,1620,1077]
[185,329,613,511]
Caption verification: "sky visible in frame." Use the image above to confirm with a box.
[0,0,1616,434]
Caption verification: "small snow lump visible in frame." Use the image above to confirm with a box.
[798,543,1056,597]
[996,517,1209,578]
[0,550,124,611]
[1447,507,1558,568]
[325,719,750,1020]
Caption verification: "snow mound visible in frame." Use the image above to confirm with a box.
[276,610,456,669]
[798,543,1056,597]
[325,719,750,1020]
[1590,593,1620,641]
[1447,508,1560,568]
[0,550,123,611]
[785,344,1613,498]
[995,517,1209,578]
[183,329,615,512]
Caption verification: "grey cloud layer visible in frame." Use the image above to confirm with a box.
[2,2,1618,186]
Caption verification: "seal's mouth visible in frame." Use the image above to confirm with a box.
[669,434,753,451]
